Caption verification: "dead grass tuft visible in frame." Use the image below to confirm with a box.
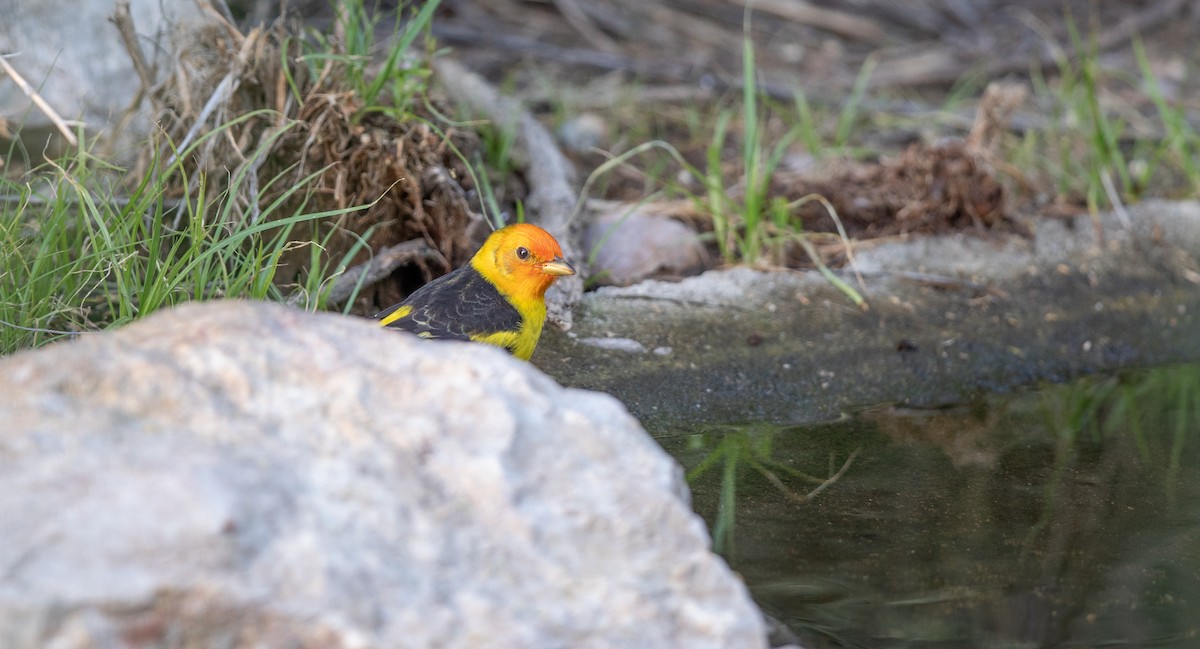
[775,82,1031,252]
[123,4,484,309]
[780,141,1012,239]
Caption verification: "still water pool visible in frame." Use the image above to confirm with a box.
[661,364,1200,649]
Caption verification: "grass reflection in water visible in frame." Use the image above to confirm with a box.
[661,363,1200,649]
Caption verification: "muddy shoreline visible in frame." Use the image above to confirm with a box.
[536,201,1200,431]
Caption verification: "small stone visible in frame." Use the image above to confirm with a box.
[557,112,608,152]
[583,209,708,287]
[577,336,648,354]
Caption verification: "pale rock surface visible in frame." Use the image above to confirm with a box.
[584,209,708,287]
[0,300,766,649]
[0,0,217,158]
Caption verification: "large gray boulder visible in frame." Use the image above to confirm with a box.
[0,301,766,649]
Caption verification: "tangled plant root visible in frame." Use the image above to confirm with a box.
[124,3,484,310]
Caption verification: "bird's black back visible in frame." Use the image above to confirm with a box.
[377,264,523,342]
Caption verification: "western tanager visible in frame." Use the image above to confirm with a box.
[377,223,575,360]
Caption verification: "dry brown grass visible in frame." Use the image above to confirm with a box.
[122,3,484,310]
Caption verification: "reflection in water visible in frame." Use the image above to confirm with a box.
[661,364,1200,649]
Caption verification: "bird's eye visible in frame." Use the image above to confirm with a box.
[516,246,530,260]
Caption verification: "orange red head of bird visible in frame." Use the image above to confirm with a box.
[477,223,575,299]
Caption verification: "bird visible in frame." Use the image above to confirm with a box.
[376,223,575,360]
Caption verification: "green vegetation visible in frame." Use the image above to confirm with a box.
[702,19,794,266]
[698,13,866,271]
[0,0,443,356]
[296,0,440,121]
[791,55,876,160]
[1012,22,1145,213]
[991,29,1198,205]
[0,123,366,354]
[610,15,1200,272]
[1133,38,1200,196]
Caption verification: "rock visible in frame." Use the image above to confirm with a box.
[557,112,609,153]
[577,336,648,354]
[0,301,767,649]
[0,0,216,159]
[584,209,708,287]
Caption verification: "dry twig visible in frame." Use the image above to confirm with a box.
[291,239,441,307]
[0,55,78,146]
[110,1,156,90]
[738,0,886,43]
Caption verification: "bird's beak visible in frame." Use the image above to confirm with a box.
[540,257,576,277]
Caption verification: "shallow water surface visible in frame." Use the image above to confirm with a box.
[661,364,1200,649]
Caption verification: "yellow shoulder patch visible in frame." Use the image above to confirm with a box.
[379,304,414,327]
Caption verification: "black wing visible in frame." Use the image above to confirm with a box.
[377,265,523,342]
